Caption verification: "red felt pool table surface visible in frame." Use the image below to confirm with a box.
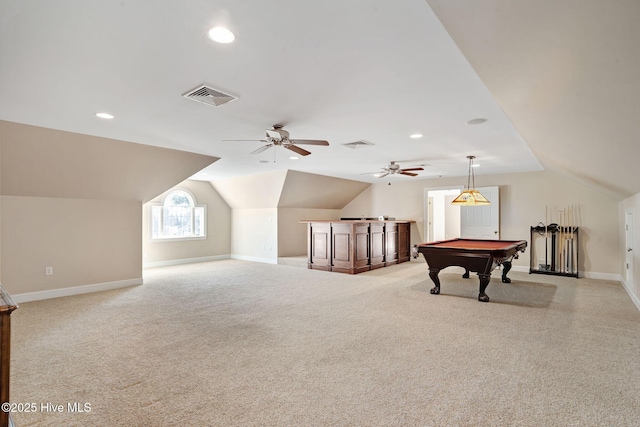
[420,238,527,251]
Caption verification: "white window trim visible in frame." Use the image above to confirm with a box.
[149,188,207,242]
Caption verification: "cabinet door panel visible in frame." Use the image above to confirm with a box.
[355,223,370,266]
[332,223,353,269]
[310,223,331,267]
[385,223,398,264]
[370,223,385,268]
[398,222,410,262]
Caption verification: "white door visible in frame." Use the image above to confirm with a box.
[625,209,635,291]
[460,186,499,239]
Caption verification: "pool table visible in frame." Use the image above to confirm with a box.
[417,238,528,302]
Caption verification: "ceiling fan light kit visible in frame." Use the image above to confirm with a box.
[365,161,424,178]
[225,124,329,157]
[451,155,491,206]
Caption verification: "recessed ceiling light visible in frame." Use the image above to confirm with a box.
[409,133,423,139]
[208,27,235,43]
[95,112,114,119]
[466,118,487,125]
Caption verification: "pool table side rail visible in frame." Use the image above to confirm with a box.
[417,239,527,258]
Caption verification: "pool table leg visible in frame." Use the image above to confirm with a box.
[462,268,470,279]
[501,261,513,283]
[478,273,491,302]
[428,268,441,295]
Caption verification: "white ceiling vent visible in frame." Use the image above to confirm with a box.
[182,84,238,107]
[342,140,375,149]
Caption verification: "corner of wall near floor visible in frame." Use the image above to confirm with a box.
[143,255,230,269]
[230,254,278,265]
[11,278,143,304]
[620,276,640,312]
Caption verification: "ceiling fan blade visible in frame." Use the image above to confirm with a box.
[224,139,268,143]
[377,172,390,178]
[399,171,418,177]
[285,144,312,156]
[290,139,329,146]
[250,144,273,155]
[399,167,424,172]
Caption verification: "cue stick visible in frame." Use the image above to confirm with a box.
[572,205,577,275]
[564,208,567,273]
[558,209,562,273]
[562,208,567,273]
[545,206,548,270]
[568,206,573,274]
[569,205,575,274]
[568,206,572,274]
[561,208,565,273]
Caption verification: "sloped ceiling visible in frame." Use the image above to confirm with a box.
[211,170,369,209]
[210,170,288,209]
[0,0,542,188]
[0,121,218,202]
[2,1,635,199]
[426,0,640,199]
[278,170,370,209]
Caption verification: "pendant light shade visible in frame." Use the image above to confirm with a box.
[451,156,491,206]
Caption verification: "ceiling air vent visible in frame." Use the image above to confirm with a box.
[182,84,238,107]
[342,140,375,149]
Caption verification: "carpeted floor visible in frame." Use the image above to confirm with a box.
[9,259,640,426]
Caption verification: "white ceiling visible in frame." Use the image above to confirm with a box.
[2,0,572,187]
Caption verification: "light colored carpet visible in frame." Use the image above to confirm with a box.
[9,259,640,426]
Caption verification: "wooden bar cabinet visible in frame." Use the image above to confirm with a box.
[301,220,413,274]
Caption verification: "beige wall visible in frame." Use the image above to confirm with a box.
[278,208,341,257]
[1,196,142,294]
[212,170,370,261]
[232,208,278,263]
[143,180,231,265]
[0,121,218,300]
[342,170,620,275]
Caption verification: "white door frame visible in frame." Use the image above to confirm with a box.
[424,186,500,243]
[625,208,635,292]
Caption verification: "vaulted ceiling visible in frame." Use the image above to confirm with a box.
[1,1,637,199]
[426,0,640,199]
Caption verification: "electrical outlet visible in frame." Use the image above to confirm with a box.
[45,267,53,276]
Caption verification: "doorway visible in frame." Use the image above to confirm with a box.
[424,188,461,242]
[625,209,635,292]
[424,186,500,242]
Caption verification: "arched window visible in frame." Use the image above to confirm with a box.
[150,189,206,240]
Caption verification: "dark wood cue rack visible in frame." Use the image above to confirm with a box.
[0,287,17,427]
[301,220,413,274]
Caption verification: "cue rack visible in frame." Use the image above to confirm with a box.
[529,206,579,278]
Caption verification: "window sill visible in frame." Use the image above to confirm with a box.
[149,236,207,243]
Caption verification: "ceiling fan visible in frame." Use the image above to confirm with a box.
[225,124,329,156]
[364,161,424,178]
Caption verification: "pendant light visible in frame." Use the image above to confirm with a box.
[451,156,491,206]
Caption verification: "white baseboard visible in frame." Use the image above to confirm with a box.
[511,265,621,281]
[230,254,278,265]
[582,271,622,281]
[144,254,230,269]
[12,278,143,304]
